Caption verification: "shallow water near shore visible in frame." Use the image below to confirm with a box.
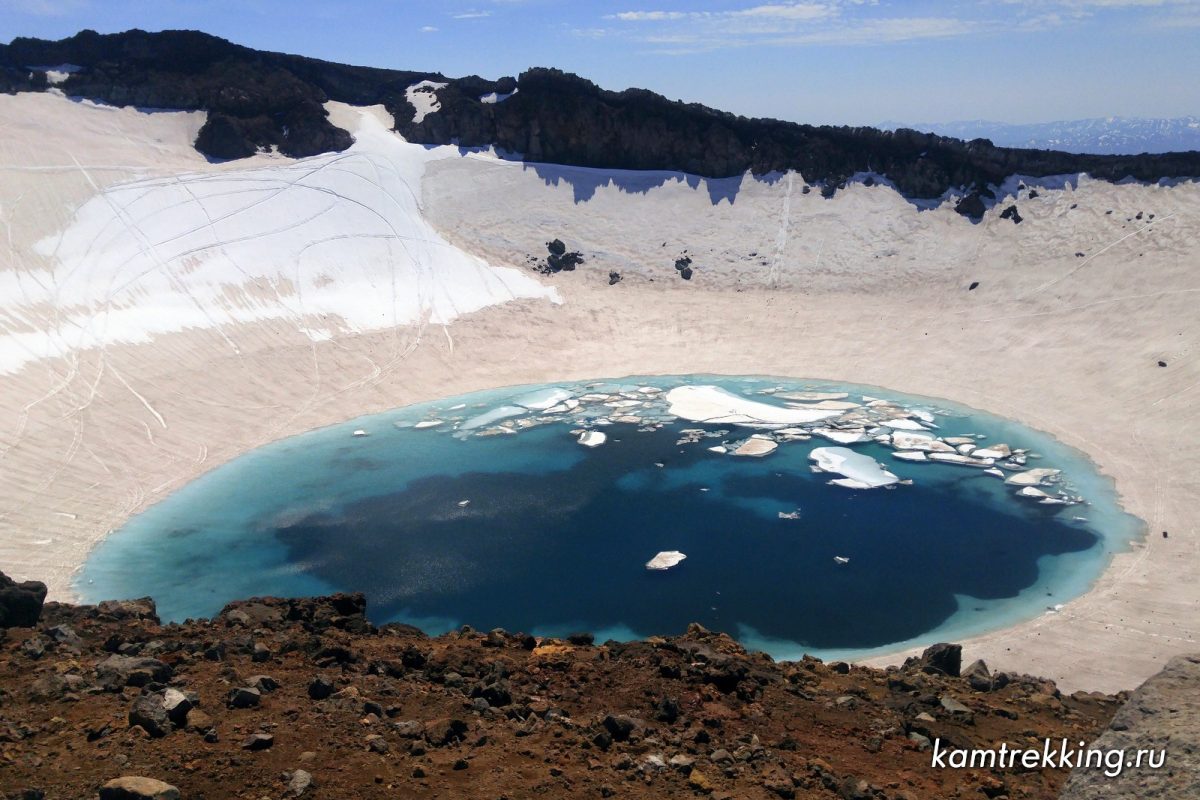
[77,375,1141,660]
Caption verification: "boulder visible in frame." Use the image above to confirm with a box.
[954,192,987,220]
[128,693,173,738]
[0,571,47,628]
[96,598,159,623]
[962,659,993,691]
[99,777,180,800]
[248,674,279,693]
[602,714,643,742]
[424,717,468,746]
[228,686,262,709]
[161,688,193,725]
[308,677,334,700]
[96,655,173,689]
[286,769,314,797]
[241,732,275,750]
[915,643,962,677]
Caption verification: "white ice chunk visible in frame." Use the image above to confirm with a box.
[578,430,607,448]
[513,387,573,410]
[810,446,900,488]
[665,385,842,427]
[462,405,527,430]
[811,427,870,444]
[732,434,778,457]
[1005,468,1062,486]
[882,418,928,431]
[645,551,687,571]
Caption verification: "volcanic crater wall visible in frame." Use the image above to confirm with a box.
[3,29,1200,217]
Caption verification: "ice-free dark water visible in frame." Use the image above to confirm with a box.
[77,376,1137,660]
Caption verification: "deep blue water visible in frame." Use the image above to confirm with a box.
[77,375,1141,661]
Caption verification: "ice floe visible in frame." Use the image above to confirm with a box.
[514,387,574,411]
[731,435,779,457]
[809,447,900,489]
[577,431,607,448]
[666,385,842,427]
[393,380,1088,513]
[646,551,687,571]
[462,405,527,431]
[1005,468,1062,486]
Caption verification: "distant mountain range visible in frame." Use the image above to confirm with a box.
[882,117,1200,155]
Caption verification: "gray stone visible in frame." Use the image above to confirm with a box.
[962,659,993,691]
[128,693,172,738]
[95,655,172,688]
[286,769,314,797]
[1061,654,1200,800]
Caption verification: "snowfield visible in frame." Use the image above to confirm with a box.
[1,103,557,374]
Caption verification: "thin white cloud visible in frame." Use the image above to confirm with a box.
[614,10,688,20]
[597,2,989,53]
[420,25,439,32]
[1010,0,1200,6]
[0,0,87,15]
[452,10,493,18]
[610,3,835,23]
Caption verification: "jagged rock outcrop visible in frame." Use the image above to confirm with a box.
[3,30,1199,214]
[1060,654,1200,800]
[0,570,47,628]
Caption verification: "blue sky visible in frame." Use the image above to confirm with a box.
[2,0,1198,125]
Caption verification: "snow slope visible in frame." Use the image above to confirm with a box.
[0,102,557,374]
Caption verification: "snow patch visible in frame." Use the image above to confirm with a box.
[406,80,448,124]
[480,88,518,104]
[7,104,557,375]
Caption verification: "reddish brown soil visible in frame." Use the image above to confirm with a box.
[0,594,1120,800]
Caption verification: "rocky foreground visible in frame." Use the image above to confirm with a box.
[0,572,1153,800]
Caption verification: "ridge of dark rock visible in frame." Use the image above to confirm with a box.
[3,29,1199,217]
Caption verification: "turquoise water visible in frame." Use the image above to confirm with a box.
[76,375,1142,661]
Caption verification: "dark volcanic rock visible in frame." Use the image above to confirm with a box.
[228,686,262,708]
[1000,204,1023,224]
[3,30,1198,204]
[128,693,173,738]
[0,585,1127,800]
[241,732,275,751]
[0,571,47,628]
[95,654,173,689]
[913,643,962,677]
[954,192,988,220]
